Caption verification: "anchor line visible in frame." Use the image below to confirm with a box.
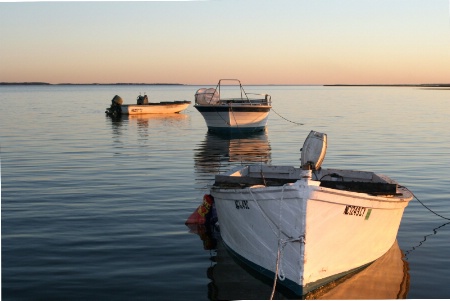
[403,186,450,221]
[403,221,450,259]
[271,107,304,125]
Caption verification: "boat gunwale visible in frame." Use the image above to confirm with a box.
[121,100,191,107]
[211,165,413,201]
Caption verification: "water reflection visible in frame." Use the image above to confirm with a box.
[122,113,189,124]
[305,240,410,300]
[106,113,190,138]
[193,131,272,188]
[126,114,190,138]
[207,237,291,300]
[107,113,189,127]
[404,221,450,260]
[190,228,409,300]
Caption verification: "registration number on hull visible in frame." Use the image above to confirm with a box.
[235,200,250,210]
[344,205,372,220]
[344,205,366,217]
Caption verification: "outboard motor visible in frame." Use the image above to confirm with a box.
[300,131,327,170]
[105,95,123,118]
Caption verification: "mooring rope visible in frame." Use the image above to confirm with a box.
[248,186,283,237]
[403,221,450,259]
[248,183,290,300]
[270,184,305,300]
[270,185,286,300]
[404,187,450,220]
[270,240,284,300]
[271,107,304,125]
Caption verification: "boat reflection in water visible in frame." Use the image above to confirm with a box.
[190,229,409,300]
[108,113,189,130]
[109,114,190,139]
[122,113,189,128]
[305,240,410,300]
[193,131,272,187]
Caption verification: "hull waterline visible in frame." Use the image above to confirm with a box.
[194,105,271,133]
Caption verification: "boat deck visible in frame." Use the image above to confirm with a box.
[213,165,399,196]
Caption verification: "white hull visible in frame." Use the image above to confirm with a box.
[121,101,190,114]
[211,165,412,295]
[194,79,272,132]
[194,105,271,132]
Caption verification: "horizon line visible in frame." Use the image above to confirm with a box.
[1,82,450,87]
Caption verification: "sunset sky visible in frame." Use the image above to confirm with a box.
[1,0,449,85]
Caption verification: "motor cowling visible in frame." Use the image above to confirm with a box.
[300,130,327,170]
[106,95,123,118]
[111,95,123,105]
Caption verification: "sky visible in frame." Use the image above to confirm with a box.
[1,0,450,85]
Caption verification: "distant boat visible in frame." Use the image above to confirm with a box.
[194,79,272,133]
[105,95,191,117]
[202,130,413,296]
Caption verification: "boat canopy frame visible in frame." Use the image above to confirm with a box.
[195,79,271,106]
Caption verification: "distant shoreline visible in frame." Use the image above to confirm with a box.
[324,84,450,87]
[1,82,449,87]
[0,82,185,86]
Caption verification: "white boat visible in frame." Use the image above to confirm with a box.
[194,79,272,133]
[106,94,191,117]
[207,130,413,296]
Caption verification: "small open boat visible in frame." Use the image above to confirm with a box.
[194,79,272,133]
[105,95,191,117]
[192,130,413,296]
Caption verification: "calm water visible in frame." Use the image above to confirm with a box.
[1,85,449,300]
